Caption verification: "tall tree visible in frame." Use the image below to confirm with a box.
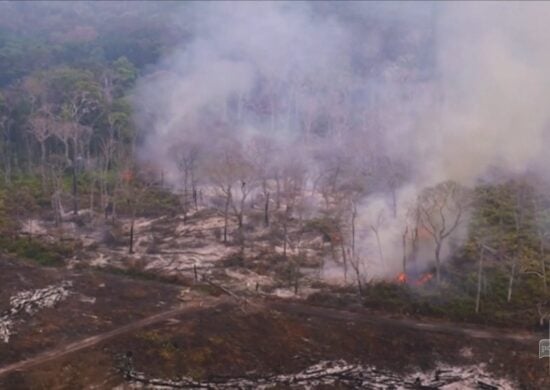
[418,180,470,286]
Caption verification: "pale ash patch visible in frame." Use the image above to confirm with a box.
[122,359,517,389]
[0,281,72,343]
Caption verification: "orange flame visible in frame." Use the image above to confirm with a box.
[396,272,407,284]
[394,272,433,286]
[415,273,433,286]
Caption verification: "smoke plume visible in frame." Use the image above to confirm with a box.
[134,2,550,279]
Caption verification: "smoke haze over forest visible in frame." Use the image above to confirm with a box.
[136,2,550,183]
[131,2,550,276]
[1,0,550,278]
[2,3,550,388]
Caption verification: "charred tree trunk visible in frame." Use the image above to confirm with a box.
[223,186,231,244]
[402,227,408,275]
[183,168,189,213]
[340,241,347,277]
[52,190,62,227]
[264,191,270,227]
[89,175,95,215]
[129,222,134,254]
[350,260,363,296]
[348,204,362,295]
[294,264,299,295]
[390,185,397,218]
[371,226,385,273]
[72,161,78,215]
[275,175,281,210]
[129,211,135,254]
[22,135,30,175]
[193,188,198,210]
[40,141,46,188]
[507,259,517,303]
[409,227,419,265]
[238,182,246,229]
[111,190,117,223]
[283,205,289,258]
[435,241,442,286]
[191,164,198,210]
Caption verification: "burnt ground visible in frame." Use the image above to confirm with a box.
[0,257,188,368]
[1,211,550,389]
[0,282,548,389]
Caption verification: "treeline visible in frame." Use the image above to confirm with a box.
[0,2,189,227]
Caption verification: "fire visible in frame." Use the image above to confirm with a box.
[396,272,407,284]
[415,273,433,286]
[394,272,433,286]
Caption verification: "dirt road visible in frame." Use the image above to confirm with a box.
[267,300,539,344]
[0,298,219,377]
[0,295,538,378]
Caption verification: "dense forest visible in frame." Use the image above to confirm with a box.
[0,2,177,223]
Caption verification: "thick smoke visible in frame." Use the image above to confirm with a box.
[134,2,550,279]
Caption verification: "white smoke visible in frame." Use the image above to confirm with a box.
[134,2,550,278]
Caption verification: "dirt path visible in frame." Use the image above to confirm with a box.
[267,300,539,344]
[0,296,538,378]
[0,298,220,378]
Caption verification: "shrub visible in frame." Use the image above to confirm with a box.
[0,236,75,266]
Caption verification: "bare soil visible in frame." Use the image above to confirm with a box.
[1,211,549,389]
[0,284,547,388]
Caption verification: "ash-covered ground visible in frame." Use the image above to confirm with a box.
[0,207,548,389]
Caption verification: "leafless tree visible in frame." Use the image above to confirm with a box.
[28,109,54,184]
[207,143,256,245]
[171,139,202,215]
[402,203,421,275]
[370,210,387,274]
[118,163,155,254]
[247,136,277,227]
[46,154,68,226]
[417,180,469,286]
[50,120,91,215]
[279,157,306,258]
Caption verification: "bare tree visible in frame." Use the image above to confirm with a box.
[370,210,387,274]
[118,164,155,254]
[0,91,16,184]
[207,143,256,246]
[279,157,306,258]
[98,134,117,215]
[28,109,54,184]
[46,154,68,227]
[247,136,277,227]
[171,140,202,215]
[417,181,469,286]
[51,120,91,215]
[402,204,421,275]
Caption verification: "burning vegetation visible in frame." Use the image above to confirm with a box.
[0,1,549,388]
[396,272,434,287]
